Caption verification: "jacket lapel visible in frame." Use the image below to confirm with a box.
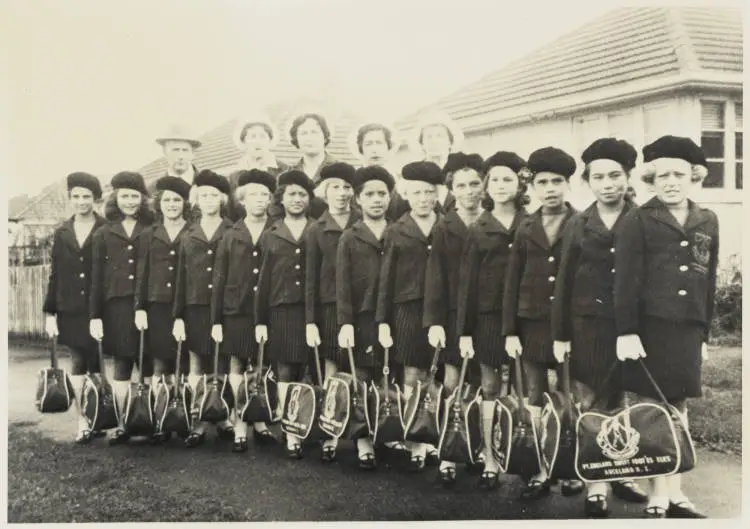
[398,213,434,243]
[527,209,549,250]
[272,218,309,246]
[550,205,577,248]
[353,221,386,250]
[642,196,686,235]
[443,211,469,238]
[683,200,711,232]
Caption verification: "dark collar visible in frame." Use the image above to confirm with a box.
[440,210,473,237]
[269,218,311,245]
[188,218,232,243]
[641,196,710,234]
[352,220,388,249]
[526,203,576,249]
[59,213,105,250]
[395,212,440,243]
[475,209,524,235]
[109,218,149,242]
[581,201,632,236]
[318,209,359,233]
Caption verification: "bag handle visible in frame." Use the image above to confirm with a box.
[638,359,674,411]
[382,347,391,404]
[213,339,220,379]
[312,345,323,387]
[96,340,110,385]
[50,337,59,370]
[425,345,443,387]
[346,347,360,398]
[174,339,184,389]
[256,337,265,375]
[560,355,573,418]
[453,354,471,409]
[513,357,527,415]
[138,330,146,385]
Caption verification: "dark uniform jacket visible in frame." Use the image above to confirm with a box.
[502,204,577,335]
[305,210,360,324]
[423,211,472,328]
[89,219,151,319]
[134,223,187,310]
[336,220,388,325]
[44,214,106,315]
[551,201,632,341]
[210,217,273,324]
[172,218,233,319]
[292,152,338,185]
[614,197,719,341]
[254,219,311,325]
[456,210,525,337]
[376,213,440,325]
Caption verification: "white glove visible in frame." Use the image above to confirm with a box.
[306,323,321,348]
[459,335,475,359]
[702,342,709,362]
[89,319,103,341]
[427,325,446,349]
[45,315,59,338]
[211,324,223,343]
[378,323,393,349]
[134,310,148,331]
[172,318,186,343]
[338,324,355,348]
[505,335,522,359]
[616,334,647,361]
[553,340,571,364]
[255,324,268,344]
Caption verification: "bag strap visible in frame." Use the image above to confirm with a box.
[96,340,110,385]
[454,355,470,407]
[138,330,146,384]
[313,345,323,387]
[174,340,183,389]
[588,361,621,409]
[50,337,59,370]
[256,337,265,374]
[424,345,442,387]
[513,357,527,415]
[213,340,220,379]
[561,355,573,417]
[346,347,360,397]
[382,347,390,403]
[638,359,673,410]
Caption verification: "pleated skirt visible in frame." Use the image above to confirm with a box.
[348,311,381,369]
[392,300,432,370]
[441,309,461,367]
[223,313,257,361]
[473,312,508,368]
[318,303,339,361]
[621,317,703,402]
[102,296,140,359]
[518,317,554,367]
[570,315,620,394]
[146,303,179,360]
[57,311,97,352]
[268,303,308,364]
[184,305,214,357]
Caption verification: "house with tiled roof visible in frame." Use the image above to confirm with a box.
[397,6,743,262]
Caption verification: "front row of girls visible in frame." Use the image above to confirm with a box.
[44,134,715,518]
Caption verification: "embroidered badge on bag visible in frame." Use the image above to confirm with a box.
[324,379,339,419]
[691,232,712,274]
[596,414,640,461]
[287,386,301,423]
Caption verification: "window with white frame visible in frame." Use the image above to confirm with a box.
[701,100,743,190]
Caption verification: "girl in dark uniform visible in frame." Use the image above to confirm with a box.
[456,152,529,489]
[551,138,649,516]
[376,161,442,472]
[337,165,395,470]
[210,169,277,452]
[423,152,484,485]
[305,162,358,461]
[614,136,718,519]
[172,170,234,448]
[502,147,583,499]
[89,171,154,445]
[134,176,191,443]
[44,172,106,444]
[254,170,315,459]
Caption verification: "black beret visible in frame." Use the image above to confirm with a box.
[582,138,638,172]
[353,165,395,193]
[443,152,484,176]
[319,162,356,185]
[527,147,577,180]
[278,169,315,196]
[237,169,276,193]
[66,171,102,199]
[111,171,148,195]
[155,176,191,200]
[194,169,230,195]
[643,135,707,166]
[401,161,443,186]
[484,151,527,175]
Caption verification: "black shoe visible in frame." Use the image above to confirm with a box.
[253,429,278,446]
[611,480,649,504]
[184,431,206,448]
[468,455,486,475]
[477,470,499,490]
[439,465,457,487]
[520,479,551,501]
[408,455,426,473]
[108,428,130,446]
[286,443,304,460]
[668,501,706,519]
[644,505,668,518]
[426,447,440,466]
[358,452,377,471]
[216,424,235,441]
[584,495,609,518]
[561,479,585,496]
[150,432,170,445]
[91,430,107,438]
[321,445,337,463]
[232,437,248,453]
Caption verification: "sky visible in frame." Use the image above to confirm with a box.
[2,0,729,197]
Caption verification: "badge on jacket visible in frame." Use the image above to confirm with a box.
[691,232,712,273]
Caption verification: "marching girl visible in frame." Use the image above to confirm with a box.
[614,136,717,519]
[551,138,649,516]
[172,170,234,448]
[134,176,192,443]
[254,170,315,459]
[376,160,442,472]
[336,165,396,470]
[423,152,484,485]
[44,172,106,443]
[210,169,277,452]
[304,162,359,462]
[455,152,529,489]
[502,147,584,499]
[89,171,155,445]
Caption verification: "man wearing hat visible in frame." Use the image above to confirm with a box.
[152,124,203,194]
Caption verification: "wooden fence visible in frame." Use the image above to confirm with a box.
[8,265,49,339]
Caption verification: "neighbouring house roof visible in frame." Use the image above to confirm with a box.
[397,6,743,135]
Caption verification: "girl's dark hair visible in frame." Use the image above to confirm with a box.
[289,113,331,149]
[238,122,274,144]
[153,189,191,222]
[104,190,155,223]
[581,162,636,203]
[272,183,311,209]
[357,124,393,153]
[480,168,529,211]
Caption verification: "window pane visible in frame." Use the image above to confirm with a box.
[736,103,743,130]
[702,161,725,188]
[701,131,725,159]
[701,101,725,129]
[736,131,743,159]
[736,162,743,189]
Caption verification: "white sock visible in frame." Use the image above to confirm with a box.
[70,375,88,431]
[112,380,130,428]
[527,404,547,481]
[277,382,289,418]
[481,400,498,471]
[253,421,269,433]
[649,477,669,508]
[357,437,374,456]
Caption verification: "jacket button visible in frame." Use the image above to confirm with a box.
[549,295,555,301]
[253,286,258,291]
[128,274,134,280]
[207,267,212,272]
[253,268,259,274]
[208,284,213,289]
[79,273,85,278]
[168,266,174,271]
[295,264,300,270]
[427,245,432,250]
[610,247,615,253]
[678,289,687,296]
[679,265,688,272]
[548,276,555,282]
[128,259,134,264]
[80,256,84,262]
[253,251,258,257]
[508,243,513,249]
[295,281,300,286]
[548,256,554,262]
[167,282,172,288]
[208,250,213,255]
[295,248,301,254]
[80,290,85,295]
[680,240,689,247]
[127,245,133,250]
[611,268,615,273]
[170,250,176,256]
